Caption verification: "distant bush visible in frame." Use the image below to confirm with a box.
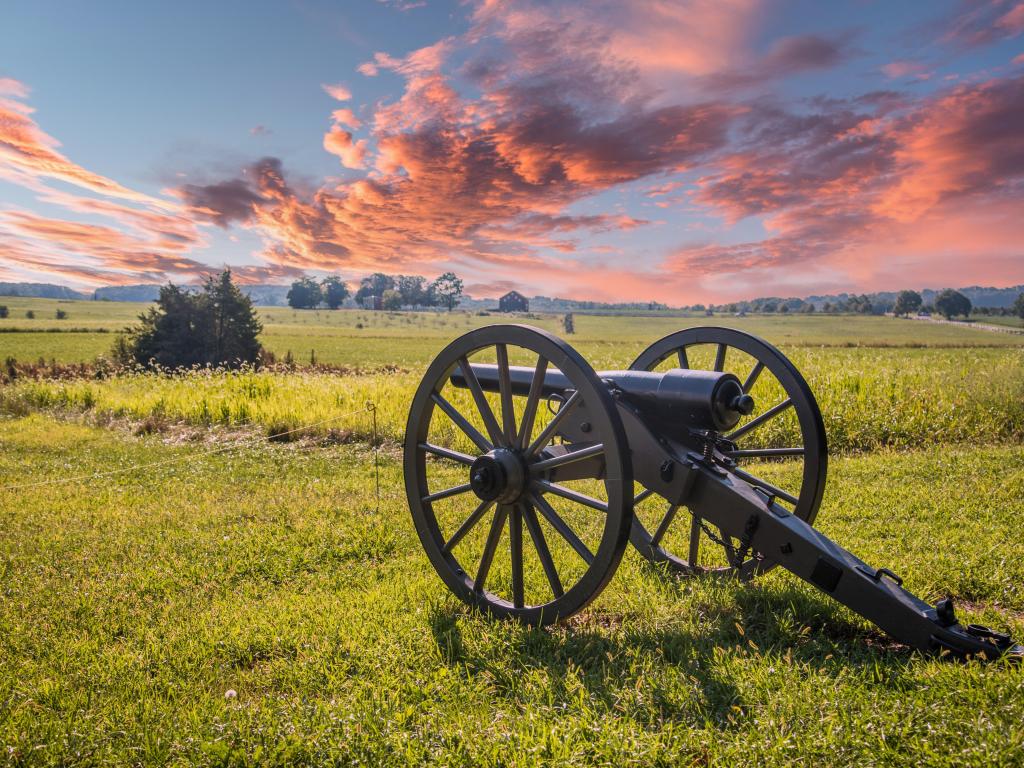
[55,309,68,320]
[117,269,263,369]
[0,306,8,318]
[25,310,35,319]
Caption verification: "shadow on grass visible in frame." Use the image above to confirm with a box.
[428,579,914,729]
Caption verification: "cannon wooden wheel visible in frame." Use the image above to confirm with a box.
[627,327,827,579]
[404,324,632,625]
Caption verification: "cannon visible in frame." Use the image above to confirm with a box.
[404,325,1022,660]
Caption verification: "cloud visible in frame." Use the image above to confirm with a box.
[940,0,1024,48]
[321,83,352,101]
[323,127,368,169]
[707,33,853,91]
[669,73,1024,297]
[882,60,932,80]
[250,124,271,136]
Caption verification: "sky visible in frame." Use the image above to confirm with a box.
[1,0,1022,303]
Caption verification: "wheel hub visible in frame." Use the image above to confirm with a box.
[470,449,527,503]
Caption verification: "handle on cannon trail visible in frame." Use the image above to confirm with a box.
[689,462,1023,660]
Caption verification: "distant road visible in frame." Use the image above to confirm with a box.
[910,315,1024,335]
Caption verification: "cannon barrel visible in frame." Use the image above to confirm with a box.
[451,363,754,432]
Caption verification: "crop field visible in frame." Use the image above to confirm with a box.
[2,301,1024,766]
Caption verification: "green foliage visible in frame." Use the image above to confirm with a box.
[1,417,1023,765]
[25,309,34,319]
[431,271,464,311]
[286,277,323,309]
[1014,292,1024,320]
[0,305,8,318]
[382,289,403,310]
[397,275,429,307]
[356,272,395,307]
[893,289,923,317]
[55,308,68,319]
[321,276,349,309]
[124,270,263,369]
[935,289,972,319]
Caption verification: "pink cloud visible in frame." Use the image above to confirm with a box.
[321,83,352,101]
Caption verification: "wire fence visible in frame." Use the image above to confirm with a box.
[1,402,382,510]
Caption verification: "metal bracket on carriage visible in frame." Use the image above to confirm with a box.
[406,324,1021,661]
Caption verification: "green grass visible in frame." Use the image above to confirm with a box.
[2,298,1022,367]
[4,346,1023,453]
[1,416,1023,766]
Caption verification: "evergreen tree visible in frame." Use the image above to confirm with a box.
[124,270,262,369]
[1014,292,1024,320]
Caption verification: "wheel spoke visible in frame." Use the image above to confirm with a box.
[422,482,473,504]
[495,343,518,445]
[675,347,689,369]
[431,392,492,453]
[730,466,799,506]
[522,501,564,598]
[634,487,655,505]
[650,503,680,548]
[724,397,793,442]
[713,343,727,372]
[420,442,476,465]
[474,504,509,593]
[725,447,804,459]
[534,479,608,512]
[529,443,604,474]
[443,499,494,552]
[526,390,581,457]
[457,355,505,447]
[510,504,524,608]
[516,356,548,449]
[688,512,702,569]
[742,360,765,393]
[529,492,594,565]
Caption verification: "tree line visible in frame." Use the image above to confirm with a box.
[700,288,1019,320]
[286,271,464,311]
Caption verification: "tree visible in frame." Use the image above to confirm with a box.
[934,289,972,320]
[321,276,349,309]
[287,277,322,309]
[0,306,8,318]
[893,289,923,317]
[1014,292,1024,320]
[124,270,262,369]
[356,273,395,307]
[431,271,464,311]
[25,310,35,319]
[205,269,263,364]
[55,309,68,320]
[562,312,575,334]
[397,275,428,307]
[381,289,403,310]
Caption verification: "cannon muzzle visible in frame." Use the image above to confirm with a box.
[451,363,753,432]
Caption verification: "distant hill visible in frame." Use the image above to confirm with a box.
[0,282,88,300]
[92,285,162,302]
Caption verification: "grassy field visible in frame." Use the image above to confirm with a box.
[1,417,1023,766]
[2,302,1024,765]
[3,297,1024,367]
